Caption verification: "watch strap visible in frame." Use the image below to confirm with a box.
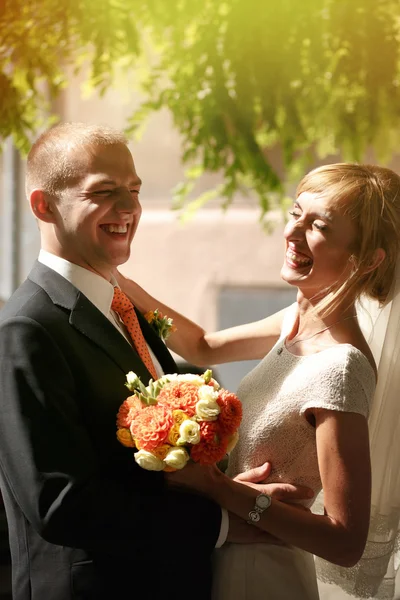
[247,493,271,525]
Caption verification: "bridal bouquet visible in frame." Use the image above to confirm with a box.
[116,370,242,472]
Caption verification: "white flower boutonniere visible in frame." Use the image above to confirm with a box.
[144,309,177,342]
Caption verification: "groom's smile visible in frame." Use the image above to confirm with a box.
[44,142,143,280]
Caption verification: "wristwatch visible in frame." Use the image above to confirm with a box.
[247,493,272,524]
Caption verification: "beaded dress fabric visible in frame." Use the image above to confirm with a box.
[212,308,376,600]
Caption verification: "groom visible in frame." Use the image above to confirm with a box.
[0,123,306,600]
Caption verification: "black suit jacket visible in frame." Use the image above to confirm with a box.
[0,262,221,600]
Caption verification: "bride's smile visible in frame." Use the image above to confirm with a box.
[281,191,358,299]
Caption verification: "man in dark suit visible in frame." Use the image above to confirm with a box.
[0,123,305,600]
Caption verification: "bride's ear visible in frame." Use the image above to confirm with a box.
[365,248,386,274]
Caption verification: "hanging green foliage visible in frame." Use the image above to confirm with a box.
[0,0,142,151]
[2,0,400,218]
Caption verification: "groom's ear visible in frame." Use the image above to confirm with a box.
[30,190,57,224]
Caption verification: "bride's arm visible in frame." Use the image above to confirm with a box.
[115,270,289,366]
[168,410,371,567]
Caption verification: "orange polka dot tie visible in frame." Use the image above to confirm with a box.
[111,287,158,381]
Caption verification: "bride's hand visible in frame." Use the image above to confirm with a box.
[113,269,136,294]
[167,466,288,545]
[113,269,148,313]
[234,462,314,507]
[112,268,128,287]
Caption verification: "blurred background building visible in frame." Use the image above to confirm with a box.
[1,70,400,600]
[0,70,301,393]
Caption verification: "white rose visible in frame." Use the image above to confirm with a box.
[157,373,204,386]
[164,447,190,470]
[134,449,165,471]
[176,374,205,386]
[209,378,220,391]
[195,386,221,421]
[178,420,201,445]
[226,431,239,454]
[198,384,219,403]
[196,399,220,421]
[126,371,140,391]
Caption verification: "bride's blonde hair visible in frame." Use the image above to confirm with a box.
[296,163,400,316]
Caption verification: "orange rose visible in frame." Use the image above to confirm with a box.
[167,423,181,446]
[152,444,172,461]
[117,395,144,428]
[172,409,189,425]
[198,420,220,443]
[130,405,173,452]
[117,428,136,448]
[190,421,228,465]
[216,390,243,435]
[157,382,199,416]
[144,310,155,324]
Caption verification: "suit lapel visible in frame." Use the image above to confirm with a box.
[28,262,155,383]
[136,308,178,375]
[70,295,154,383]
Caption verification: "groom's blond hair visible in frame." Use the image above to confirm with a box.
[26,122,128,199]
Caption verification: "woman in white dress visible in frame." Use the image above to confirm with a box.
[118,163,400,599]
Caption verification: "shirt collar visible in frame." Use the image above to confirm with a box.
[38,250,117,317]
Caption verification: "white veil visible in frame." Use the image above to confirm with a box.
[316,261,400,598]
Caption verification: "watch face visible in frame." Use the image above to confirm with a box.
[256,494,271,509]
[248,510,261,523]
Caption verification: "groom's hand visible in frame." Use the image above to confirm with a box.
[234,462,314,505]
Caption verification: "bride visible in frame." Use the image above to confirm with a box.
[118,163,400,599]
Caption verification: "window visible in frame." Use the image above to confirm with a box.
[216,286,297,392]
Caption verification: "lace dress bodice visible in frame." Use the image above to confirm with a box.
[227,338,376,503]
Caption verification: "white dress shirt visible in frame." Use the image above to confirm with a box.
[38,250,163,377]
[38,250,228,547]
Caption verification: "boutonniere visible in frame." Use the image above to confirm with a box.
[144,309,177,342]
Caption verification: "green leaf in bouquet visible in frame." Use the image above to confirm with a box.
[138,379,149,396]
[137,392,158,406]
[203,369,213,384]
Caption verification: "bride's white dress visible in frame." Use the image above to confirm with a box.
[212,334,376,600]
